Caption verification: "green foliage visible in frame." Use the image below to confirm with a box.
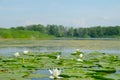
[0,51,120,80]
[1,24,120,39]
[0,28,55,39]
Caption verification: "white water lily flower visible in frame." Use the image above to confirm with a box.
[14,52,20,57]
[73,51,77,54]
[76,49,80,52]
[56,55,60,60]
[79,53,83,58]
[49,68,62,79]
[23,50,29,54]
[77,58,83,62]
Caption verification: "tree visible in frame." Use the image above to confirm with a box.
[67,27,74,37]
[26,24,46,33]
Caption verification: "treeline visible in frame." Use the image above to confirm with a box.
[11,24,120,38]
[0,28,55,39]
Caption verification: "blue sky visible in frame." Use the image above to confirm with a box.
[0,0,120,28]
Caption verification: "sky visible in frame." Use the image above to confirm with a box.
[0,0,120,28]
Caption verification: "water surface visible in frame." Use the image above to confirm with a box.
[0,40,120,56]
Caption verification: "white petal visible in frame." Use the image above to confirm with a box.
[49,69,53,74]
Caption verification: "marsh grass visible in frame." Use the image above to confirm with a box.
[0,39,120,50]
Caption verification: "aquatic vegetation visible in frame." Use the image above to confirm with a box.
[76,58,83,62]
[0,50,120,80]
[72,49,84,57]
[71,49,84,62]
[76,49,80,52]
[49,68,62,79]
[79,53,83,58]
[14,52,20,57]
[23,50,29,55]
[56,55,61,60]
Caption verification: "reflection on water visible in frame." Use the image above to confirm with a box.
[32,68,120,80]
[115,70,120,74]
[32,69,51,80]
[0,46,75,56]
[33,69,50,75]
[31,78,50,80]
[0,46,120,56]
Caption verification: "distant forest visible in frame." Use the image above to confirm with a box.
[0,24,120,39]
[11,24,120,38]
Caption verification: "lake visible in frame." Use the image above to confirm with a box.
[0,39,120,80]
[0,39,120,56]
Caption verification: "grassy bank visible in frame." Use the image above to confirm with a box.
[0,28,55,39]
